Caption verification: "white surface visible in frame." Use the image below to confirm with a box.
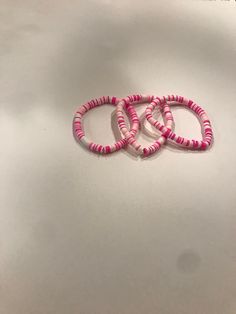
[1,1,236,314]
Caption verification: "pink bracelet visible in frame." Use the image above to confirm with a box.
[73,96,139,154]
[146,95,213,150]
[116,95,174,156]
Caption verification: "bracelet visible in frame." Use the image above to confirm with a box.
[116,95,174,156]
[146,95,213,150]
[73,96,139,154]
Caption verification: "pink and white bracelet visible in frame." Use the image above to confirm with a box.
[116,94,174,157]
[145,95,213,150]
[73,96,139,154]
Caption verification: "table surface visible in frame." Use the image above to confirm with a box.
[1,1,236,313]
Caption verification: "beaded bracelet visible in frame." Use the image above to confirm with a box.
[145,95,213,150]
[116,95,174,156]
[73,96,139,154]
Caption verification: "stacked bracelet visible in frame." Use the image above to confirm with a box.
[73,94,213,157]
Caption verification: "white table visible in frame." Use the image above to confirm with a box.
[1,1,236,313]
